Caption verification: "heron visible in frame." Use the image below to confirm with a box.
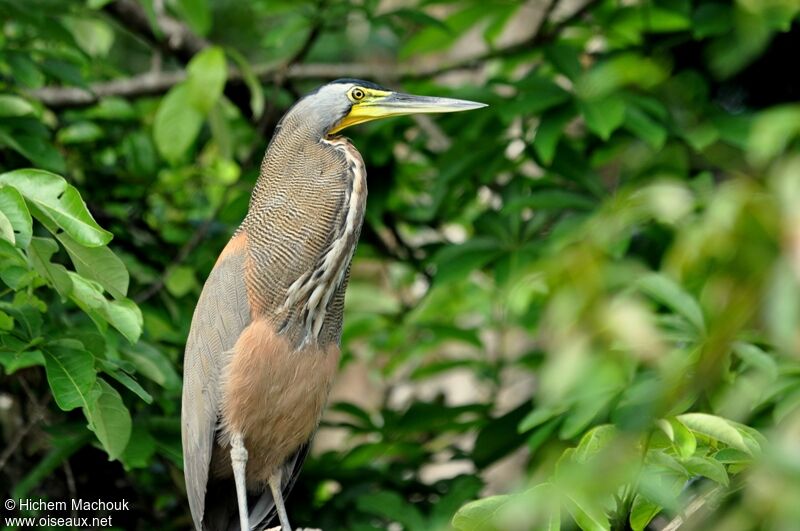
[181,79,485,531]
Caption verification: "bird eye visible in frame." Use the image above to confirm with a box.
[351,88,365,101]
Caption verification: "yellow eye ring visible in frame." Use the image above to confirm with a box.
[351,88,365,101]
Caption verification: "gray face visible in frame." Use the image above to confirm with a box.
[287,82,360,138]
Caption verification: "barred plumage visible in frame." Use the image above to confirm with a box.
[181,79,484,531]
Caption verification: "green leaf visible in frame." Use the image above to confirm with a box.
[83,379,132,460]
[573,424,617,462]
[677,413,750,453]
[98,358,153,404]
[120,425,156,470]
[693,3,733,38]
[508,190,595,213]
[0,210,14,245]
[186,46,227,113]
[683,456,729,486]
[68,273,142,343]
[452,493,513,531]
[629,494,660,531]
[0,350,44,373]
[401,4,485,59]
[104,297,143,343]
[429,476,484,528]
[57,232,129,299]
[670,417,697,459]
[165,264,198,297]
[0,94,36,117]
[624,102,667,149]
[0,129,66,173]
[43,341,97,411]
[28,237,73,298]
[432,238,503,283]
[643,1,691,32]
[56,121,104,144]
[534,105,577,165]
[355,491,426,530]
[7,53,45,89]
[65,17,114,57]
[121,342,181,390]
[176,0,211,36]
[226,47,264,118]
[580,95,625,140]
[500,76,571,121]
[519,404,566,432]
[0,185,32,248]
[564,491,611,531]
[733,342,778,381]
[637,273,705,334]
[0,169,112,246]
[748,104,800,166]
[545,43,582,81]
[153,84,204,164]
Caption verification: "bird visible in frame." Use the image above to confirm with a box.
[181,78,486,531]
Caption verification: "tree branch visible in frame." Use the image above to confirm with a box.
[29,0,600,110]
[104,0,208,62]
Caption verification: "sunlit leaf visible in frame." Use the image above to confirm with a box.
[0,169,112,246]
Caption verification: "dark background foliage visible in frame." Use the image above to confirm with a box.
[1,0,799,530]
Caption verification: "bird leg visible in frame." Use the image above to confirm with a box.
[230,433,251,531]
[268,467,292,531]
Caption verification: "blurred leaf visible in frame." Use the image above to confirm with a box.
[670,417,697,460]
[355,491,426,530]
[121,425,156,470]
[432,238,503,284]
[165,264,198,297]
[11,429,89,500]
[629,494,660,531]
[0,129,66,172]
[580,95,625,141]
[65,17,114,57]
[533,104,577,165]
[57,121,104,144]
[564,491,611,531]
[0,94,35,117]
[693,3,733,38]
[400,5,484,58]
[153,84,204,164]
[683,455,729,486]
[747,104,800,166]
[473,401,532,468]
[121,342,181,390]
[186,46,227,113]
[452,493,513,531]
[573,425,617,462]
[226,47,265,118]
[733,342,778,381]
[637,273,705,334]
[175,0,211,35]
[677,413,750,453]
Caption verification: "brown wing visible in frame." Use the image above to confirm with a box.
[181,233,251,531]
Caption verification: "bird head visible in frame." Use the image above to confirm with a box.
[289,79,487,137]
